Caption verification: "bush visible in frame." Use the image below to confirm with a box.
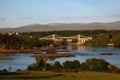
[27,63,38,70]
[108,65,120,73]
[0,69,8,73]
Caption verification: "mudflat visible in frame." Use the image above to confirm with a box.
[33,53,75,58]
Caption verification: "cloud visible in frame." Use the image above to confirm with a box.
[106,13,120,18]
[39,18,52,22]
[56,13,120,21]
[0,17,6,21]
[20,13,120,23]
[55,16,91,20]
[21,17,34,20]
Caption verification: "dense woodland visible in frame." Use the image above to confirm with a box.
[0,30,120,49]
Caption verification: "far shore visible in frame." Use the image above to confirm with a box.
[0,49,34,53]
[0,46,58,54]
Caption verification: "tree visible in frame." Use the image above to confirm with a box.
[52,61,62,71]
[80,63,89,71]
[63,61,73,72]
[37,59,46,71]
[45,63,52,71]
[112,35,120,47]
[85,58,109,72]
[72,60,80,72]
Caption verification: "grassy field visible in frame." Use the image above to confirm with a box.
[0,71,120,80]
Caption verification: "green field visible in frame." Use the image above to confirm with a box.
[0,71,120,80]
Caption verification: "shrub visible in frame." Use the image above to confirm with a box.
[0,69,8,72]
[108,65,120,73]
[27,63,38,70]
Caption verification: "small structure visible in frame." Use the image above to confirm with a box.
[7,32,21,36]
[107,43,115,47]
[15,32,21,35]
[8,32,13,36]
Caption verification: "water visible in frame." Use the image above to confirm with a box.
[49,46,120,68]
[0,53,35,71]
[0,46,120,71]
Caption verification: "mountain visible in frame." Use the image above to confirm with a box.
[0,21,120,33]
[48,21,120,30]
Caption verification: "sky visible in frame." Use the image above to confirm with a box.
[0,0,120,28]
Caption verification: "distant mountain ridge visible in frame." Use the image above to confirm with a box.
[0,21,120,33]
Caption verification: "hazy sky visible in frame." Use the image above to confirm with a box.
[0,0,120,28]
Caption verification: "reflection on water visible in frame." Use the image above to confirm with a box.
[77,46,86,51]
[66,45,86,51]
[0,46,120,71]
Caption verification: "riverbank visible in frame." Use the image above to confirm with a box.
[0,49,34,53]
[0,71,120,80]
[0,46,55,54]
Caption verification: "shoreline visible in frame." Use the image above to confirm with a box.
[33,53,75,58]
[0,49,34,54]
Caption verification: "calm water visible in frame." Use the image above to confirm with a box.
[0,46,120,71]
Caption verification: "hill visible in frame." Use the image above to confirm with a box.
[0,21,120,33]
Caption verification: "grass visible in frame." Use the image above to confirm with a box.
[0,71,120,80]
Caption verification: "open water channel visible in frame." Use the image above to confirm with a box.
[0,46,120,71]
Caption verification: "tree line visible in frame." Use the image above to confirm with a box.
[22,30,120,47]
[27,58,120,73]
[0,34,54,49]
[0,30,120,50]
